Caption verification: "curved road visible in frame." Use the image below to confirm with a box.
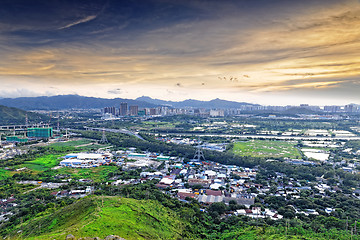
[84,127,145,140]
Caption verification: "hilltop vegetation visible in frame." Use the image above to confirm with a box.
[10,196,187,240]
[0,105,47,125]
[5,184,360,240]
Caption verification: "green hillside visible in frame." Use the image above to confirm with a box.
[0,105,47,125]
[12,196,187,240]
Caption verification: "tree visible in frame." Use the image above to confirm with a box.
[208,202,227,215]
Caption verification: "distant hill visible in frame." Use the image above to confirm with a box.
[0,95,157,110]
[0,95,259,110]
[136,96,258,109]
[12,196,187,240]
[0,105,47,125]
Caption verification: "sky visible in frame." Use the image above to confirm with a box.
[0,0,359,106]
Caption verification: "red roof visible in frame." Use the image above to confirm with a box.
[245,209,252,214]
[206,190,222,196]
[155,184,169,189]
[177,192,196,200]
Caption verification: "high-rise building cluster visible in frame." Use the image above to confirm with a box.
[102,103,360,119]
[102,102,139,118]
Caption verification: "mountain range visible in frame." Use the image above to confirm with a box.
[0,95,155,110]
[0,95,257,110]
[136,96,258,109]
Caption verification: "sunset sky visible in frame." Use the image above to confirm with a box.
[0,0,359,105]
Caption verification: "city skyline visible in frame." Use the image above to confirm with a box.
[0,0,360,106]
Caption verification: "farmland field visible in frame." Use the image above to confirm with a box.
[49,139,110,151]
[50,139,92,146]
[23,154,62,171]
[55,165,118,182]
[232,140,301,158]
[0,168,11,180]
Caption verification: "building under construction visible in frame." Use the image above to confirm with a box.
[27,127,53,138]
[6,136,28,143]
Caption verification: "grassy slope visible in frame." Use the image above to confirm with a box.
[0,105,46,125]
[14,196,187,240]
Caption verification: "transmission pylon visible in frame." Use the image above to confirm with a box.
[25,114,28,128]
[57,113,60,131]
[100,128,108,144]
[193,137,205,161]
[24,114,29,137]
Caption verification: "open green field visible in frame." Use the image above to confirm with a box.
[0,168,12,180]
[22,154,62,172]
[55,165,118,182]
[14,196,187,240]
[232,140,301,159]
[138,121,177,130]
[49,139,109,151]
[50,139,93,147]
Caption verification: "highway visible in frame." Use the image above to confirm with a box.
[0,124,47,131]
[144,132,360,141]
[84,126,145,140]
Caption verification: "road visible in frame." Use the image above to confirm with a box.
[144,132,360,141]
[84,127,145,140]
[0,124,48,131]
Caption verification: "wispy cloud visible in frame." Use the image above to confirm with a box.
[58,15,97,30]
[107,88,124,95]
[0,0,359,104]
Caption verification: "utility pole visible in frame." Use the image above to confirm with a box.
[346,217,349,232]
